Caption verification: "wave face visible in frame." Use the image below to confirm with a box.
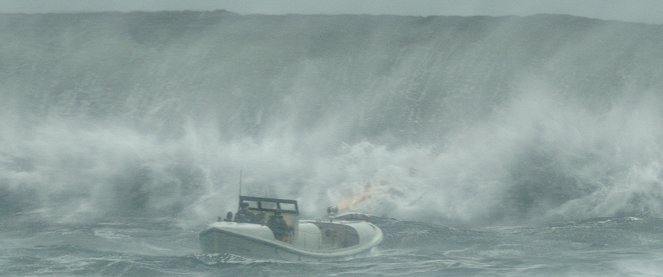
[1,11,663,225]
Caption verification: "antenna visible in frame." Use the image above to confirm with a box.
[238,170,243,205]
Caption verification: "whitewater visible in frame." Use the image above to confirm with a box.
[2,11,663,276]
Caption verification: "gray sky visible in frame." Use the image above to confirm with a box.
[2,0,663,24]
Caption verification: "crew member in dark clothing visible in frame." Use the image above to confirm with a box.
[235,202,252,223]
[267,212,290,242]
[224,211,233,222]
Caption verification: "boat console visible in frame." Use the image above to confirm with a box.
[234,196,299,242]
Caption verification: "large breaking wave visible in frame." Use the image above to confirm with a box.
[1,11,663,225]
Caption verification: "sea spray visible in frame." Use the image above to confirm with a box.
[1,12,663,226]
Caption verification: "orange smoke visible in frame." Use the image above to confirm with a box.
[337,181,406,211]
[337,191,371,211]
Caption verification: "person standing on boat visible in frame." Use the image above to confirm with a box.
[267,211,289,242]
[235,202,252,223]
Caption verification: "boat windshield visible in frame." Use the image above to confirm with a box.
[279,202,297,213]
[239,196,299,215]
[261,201,278,210]
[244,200,259,209]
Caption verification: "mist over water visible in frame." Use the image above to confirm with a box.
[1,11,663,228]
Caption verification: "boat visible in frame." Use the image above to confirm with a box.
[199,196,384,260]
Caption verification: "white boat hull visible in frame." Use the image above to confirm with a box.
[199,220,383,260]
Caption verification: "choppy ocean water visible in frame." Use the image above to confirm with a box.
[2,216,663,276]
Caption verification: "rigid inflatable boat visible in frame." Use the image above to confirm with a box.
[199,196,383,260]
